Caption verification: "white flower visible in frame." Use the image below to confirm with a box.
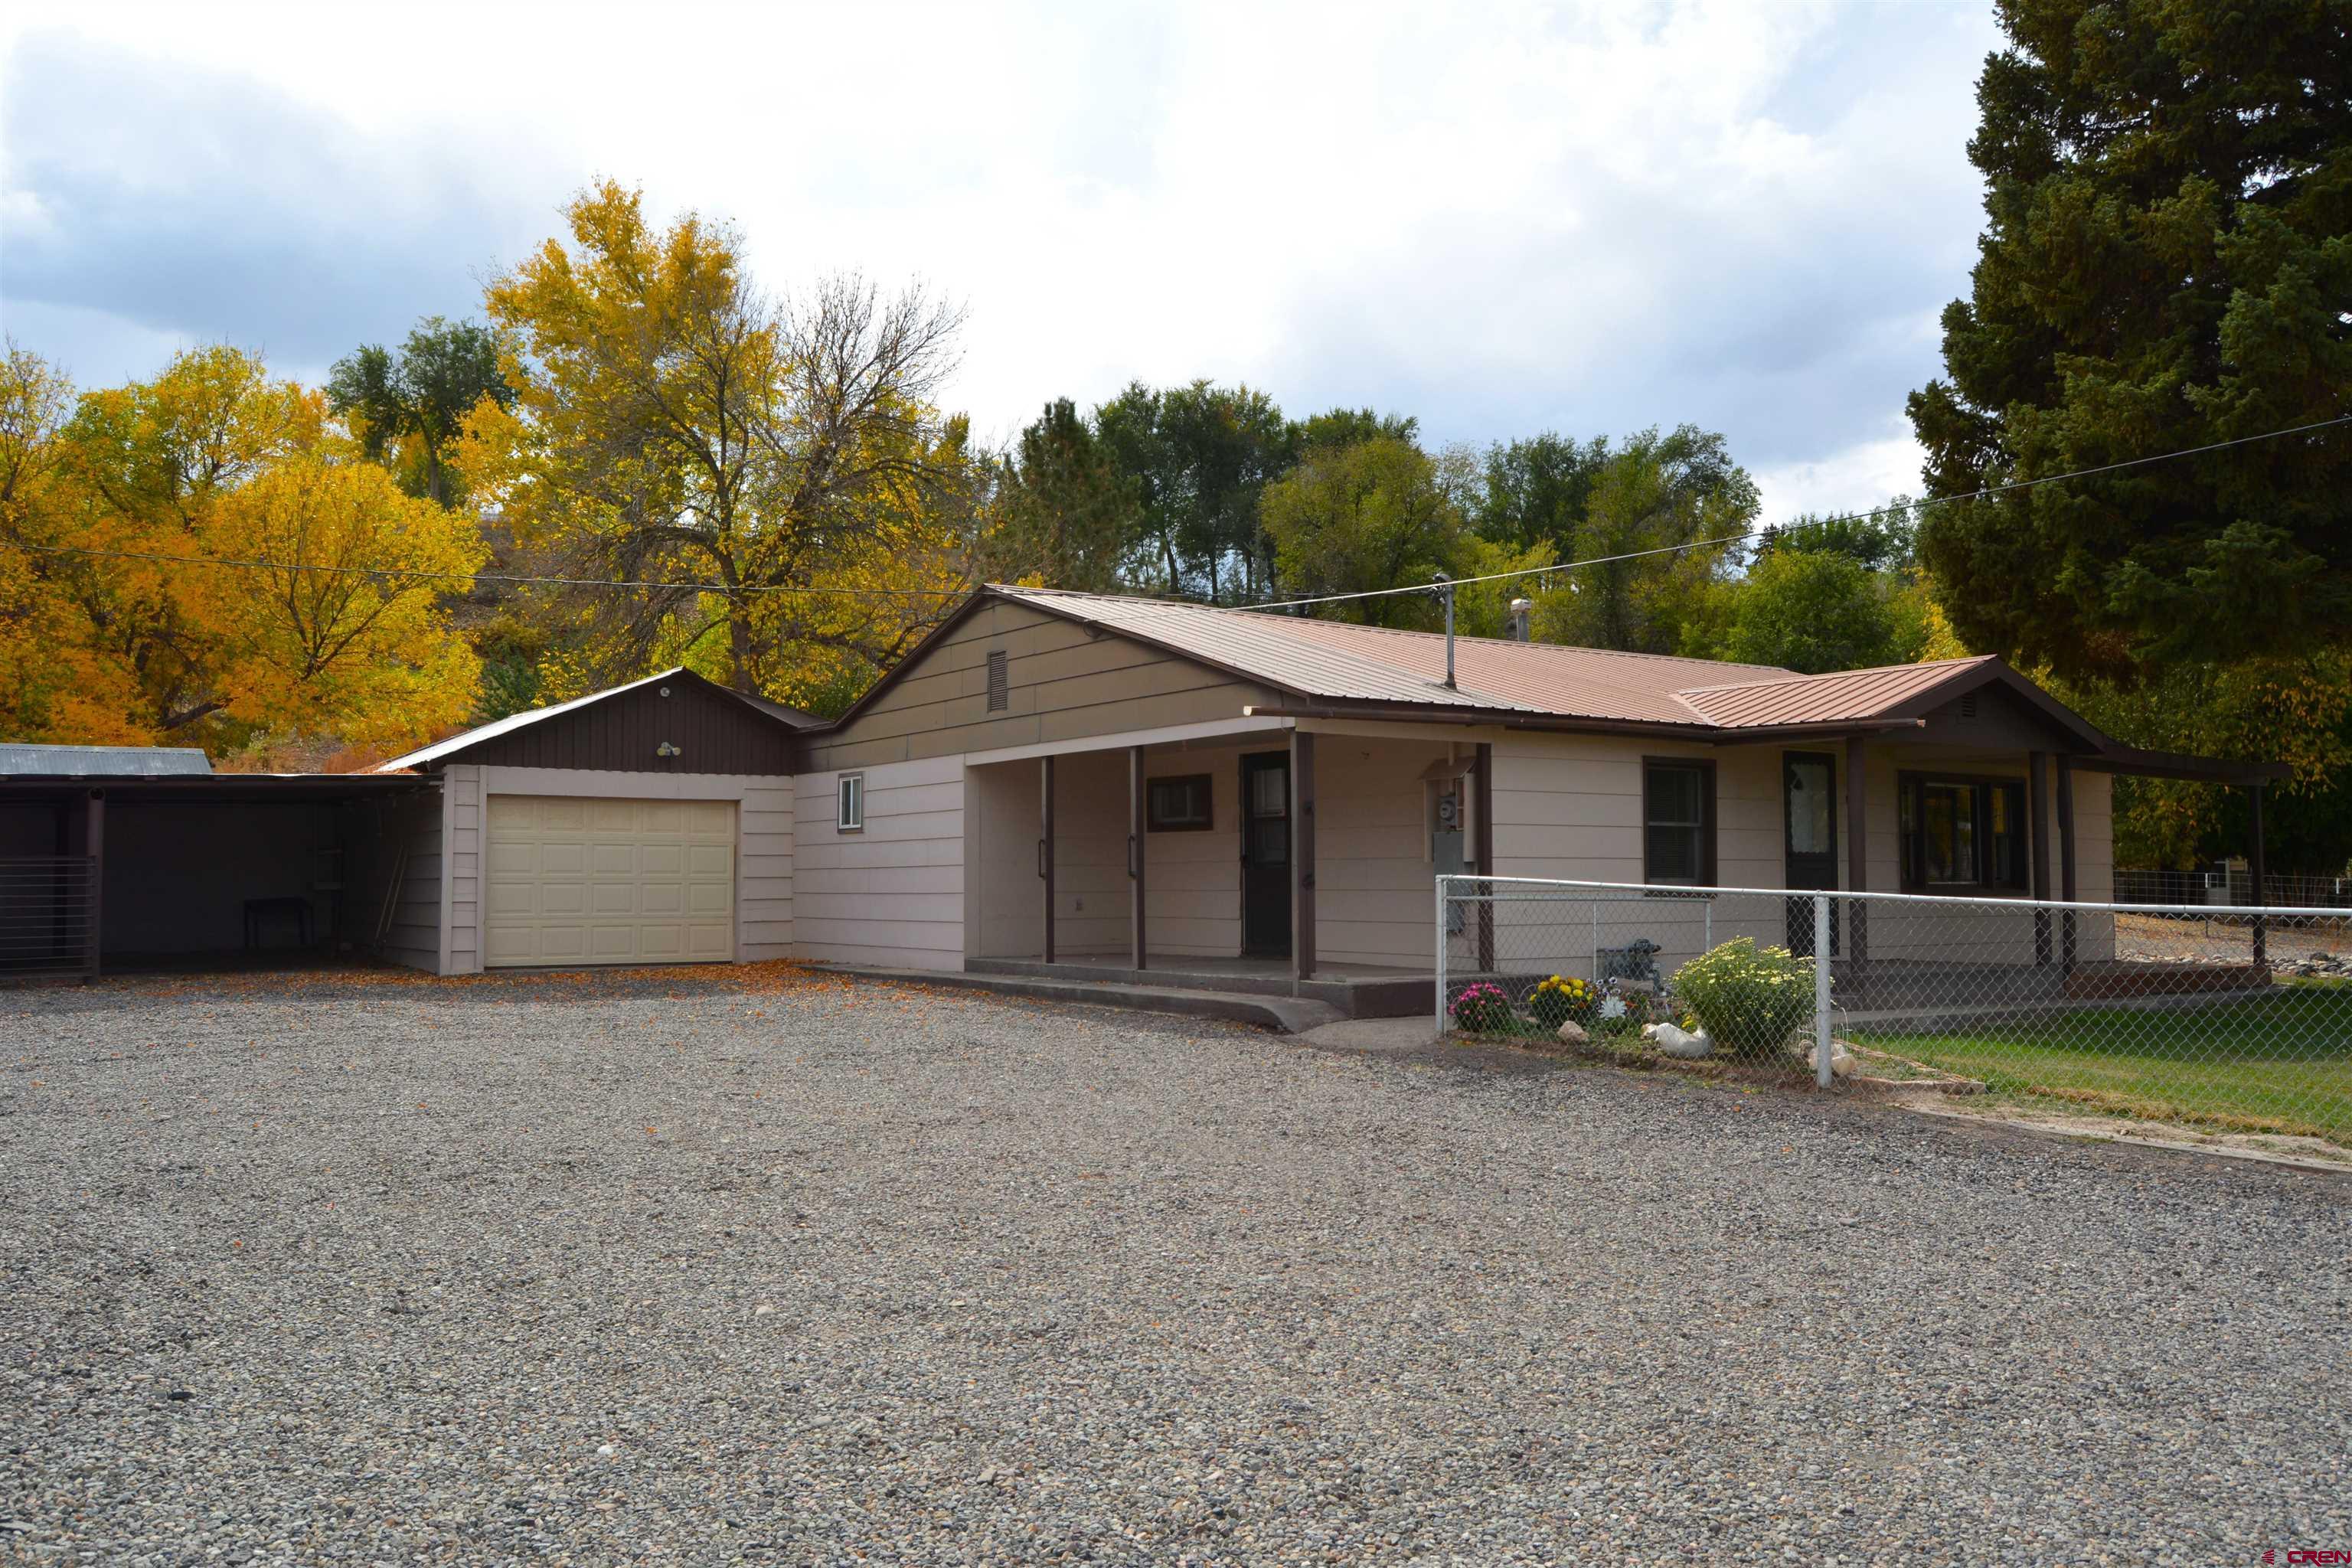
[1599,997,1627,1020]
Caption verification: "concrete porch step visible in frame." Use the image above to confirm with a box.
[802,964,1347,1034]
[962,957,1434,1020]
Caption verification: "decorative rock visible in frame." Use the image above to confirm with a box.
[1555,1021,1589,1045]
[1651,1024,1711,1059]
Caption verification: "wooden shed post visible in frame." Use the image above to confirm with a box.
[80,789,104,981]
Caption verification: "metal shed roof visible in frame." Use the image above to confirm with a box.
[0,743,214,778]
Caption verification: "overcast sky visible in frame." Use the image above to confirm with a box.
[0,0,2002,521]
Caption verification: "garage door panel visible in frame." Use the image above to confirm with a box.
[485,794,735,969]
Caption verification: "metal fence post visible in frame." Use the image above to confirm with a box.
[1433,875,1449,1038]
[1814,893,1833,1089]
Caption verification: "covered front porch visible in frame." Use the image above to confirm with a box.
[959,720,1488,1018]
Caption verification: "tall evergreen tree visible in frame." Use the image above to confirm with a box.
[1908,0,2352,681]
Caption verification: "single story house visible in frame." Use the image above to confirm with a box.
[2,586,2282,1010]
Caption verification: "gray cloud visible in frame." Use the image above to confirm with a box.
[3,34,561,382]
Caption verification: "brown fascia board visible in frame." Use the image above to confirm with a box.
[2070,746,2290,785]
[1240,701,1924,743]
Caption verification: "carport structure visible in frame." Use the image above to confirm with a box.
[0,745,433,979]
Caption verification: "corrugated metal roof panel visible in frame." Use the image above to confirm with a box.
[1677,658,1996,727]
[0,743,213,777]
[996,588,1803,724]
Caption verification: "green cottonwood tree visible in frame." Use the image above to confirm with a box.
[328,317,515,508]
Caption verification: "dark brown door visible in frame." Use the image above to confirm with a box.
[1240,752,1291,957]
[1784,751,1839,956]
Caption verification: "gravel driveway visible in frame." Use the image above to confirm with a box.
[3,966,2347,1566]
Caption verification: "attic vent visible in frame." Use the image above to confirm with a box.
[986,649,1009,711]
[1959,691,1981,720]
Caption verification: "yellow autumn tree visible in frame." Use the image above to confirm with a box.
[190,456,487,748]
[466,181,975,714]
[0,343,485,756]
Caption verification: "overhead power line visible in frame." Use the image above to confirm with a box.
[2,411,2344,610]
[1226,412,2352,614]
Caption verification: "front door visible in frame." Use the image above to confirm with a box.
[1783,751,1839,956]
[1240,751,1291,956]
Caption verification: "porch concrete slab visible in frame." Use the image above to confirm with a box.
[1298,1016,1444,1055]
[802,964,1345,1034]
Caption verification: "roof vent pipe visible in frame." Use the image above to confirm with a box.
[1508,598,1533,642]
[1431,573,1455,689]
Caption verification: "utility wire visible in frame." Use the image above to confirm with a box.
[0,542,965,598]
[4,412,2345,610]
[1224,411,2352,614]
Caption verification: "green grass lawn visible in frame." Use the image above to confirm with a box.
[1852,988,2352,1145]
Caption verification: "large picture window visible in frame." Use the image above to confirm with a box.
[1899,773,2027,892]
[1643,758,1716,886]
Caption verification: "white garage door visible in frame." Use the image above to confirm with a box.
[485,795,736,967]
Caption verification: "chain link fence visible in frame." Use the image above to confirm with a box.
[2113,867,2352,909]
[1437,875,2351,1150]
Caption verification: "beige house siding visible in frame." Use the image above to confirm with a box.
[1141,740,1253,959]
[794,753,964,968]
[434,765,794,975]
[1479,731,2120,981]
[1310,735,1458,968]
[802,599,1280,773]
[443,763,482,975]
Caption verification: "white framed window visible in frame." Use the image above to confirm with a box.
[837,773,865,832]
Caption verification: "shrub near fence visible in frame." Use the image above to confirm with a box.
[1438,876,2352,1149]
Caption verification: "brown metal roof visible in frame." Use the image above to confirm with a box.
[1676,657,1999,728]
[996,588,1809,725]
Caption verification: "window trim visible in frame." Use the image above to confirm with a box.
[837,771,865,834]
[1897,769,2029,894]
[1641,756,1717,888]
[1145,772,1214,832]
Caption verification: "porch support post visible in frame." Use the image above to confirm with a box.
[1842,734,1867,978]
[2249,782,2268,970]
[2056,755,2078,972]
[1291,730,1315,981]
[1474,741,1495,972]
[1039,755,1056,964]
[1129,746,1147,972]
[2030,750,2053,966]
